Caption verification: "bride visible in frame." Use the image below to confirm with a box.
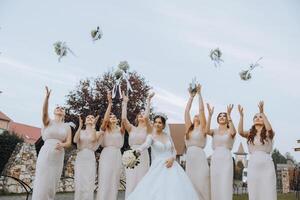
[127,110,199,200]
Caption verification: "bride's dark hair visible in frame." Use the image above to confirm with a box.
[153,115,166,128]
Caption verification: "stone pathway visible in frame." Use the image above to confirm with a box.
[0,191,125,200]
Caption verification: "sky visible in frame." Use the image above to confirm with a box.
[0,0,300,160]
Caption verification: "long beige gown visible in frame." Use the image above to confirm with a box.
[32,120,70,200]
[210,130,234,200]
[74,130,99,200]
[185,127,210,200]
[125,126,149,198]
[96,128,124,200]
[247,136,277,200]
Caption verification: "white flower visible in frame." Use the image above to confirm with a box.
[91,26,103,41]
[209,48,223,67]
[239,70,252,81]
[122,150,140,169]
[118,61,130,72]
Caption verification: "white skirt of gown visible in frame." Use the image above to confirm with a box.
[125,145,149,198]
[74,148,96,200]
[31,139,64,200]
[210,147,233,200]
[186,146,210,200]
[127,155,199,200]
[248,151,277,200]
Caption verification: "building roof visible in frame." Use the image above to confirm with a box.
[234,142,247,155]
[169,123,186,155]
[0,111,11,122]
[9,122,41,144]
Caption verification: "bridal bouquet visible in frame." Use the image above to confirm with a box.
[112,61,133,99]
[210,48,223,67]
[239,57,263,81]
[53,41,76,62]
[91,26,103,41]
[122,149,141,169]
[188,77,198,95]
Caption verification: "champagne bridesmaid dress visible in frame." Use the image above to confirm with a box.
[125,126,149,198]
[210,130,234,200]
[96,129,124,200]
[247,136,277,200]
[32,120,70,200]
[74,130,99,200]
[185,127,210,200]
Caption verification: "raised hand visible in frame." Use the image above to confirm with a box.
[78,115,83,128]
[258,101,264,113]
[238,105,244,117]
[45,86,51,99]
[107,91,112,103]
[147,92,155,100]
[196,84,202,94]
[227,104,234,116]
[122,91,129,103]
[207,103,214,116]
[93,115,100,128]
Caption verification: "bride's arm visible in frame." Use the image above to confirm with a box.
[166,135,176,168]
[136,135,153,152]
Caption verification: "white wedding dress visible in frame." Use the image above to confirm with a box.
[127,134,199,200]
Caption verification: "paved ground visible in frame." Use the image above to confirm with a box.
[0,191,125,200]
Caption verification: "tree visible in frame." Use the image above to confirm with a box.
[0,131,24,174]
[235,160,245,180]
[272,148,287,165]
[64,69,152,151]
[65,70,151,125]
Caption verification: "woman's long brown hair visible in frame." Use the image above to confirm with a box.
[247,125,274,144]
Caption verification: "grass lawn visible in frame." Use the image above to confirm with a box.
[233,193,296,200]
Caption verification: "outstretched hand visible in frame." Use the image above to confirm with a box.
[107,91,112,103]
[45,86,51,98]
[258,101,264,113]
[148,92,155,100]
[238,105,244,117]
[196,84,202,94]
[227,104,234,116]
[207,103,214,116]
[122,91,129,103]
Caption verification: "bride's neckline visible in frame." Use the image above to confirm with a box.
[152,134,170,145]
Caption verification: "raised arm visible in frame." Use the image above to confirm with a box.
[197,84,206,131]
[91,115,99,142]
[42,86,51,126]
[73,115,83,144]
[227,104,237,138]
[238,105,249,138]
[121,91,132,132]
[258,101,274,139]
[101,91,112,131]
[205,103,214,136]
[145,92,155,133]
[184,93,194,131]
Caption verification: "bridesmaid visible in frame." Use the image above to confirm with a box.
[73,114,102,200]
[32,86,72,200]
[238,102,276,200]
[96,91,125,200]
[121,92,154,198]
[184,84,210,200]
[205,104,236,200]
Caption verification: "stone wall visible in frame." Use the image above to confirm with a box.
[0,143,126,194]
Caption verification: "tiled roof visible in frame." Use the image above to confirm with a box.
[9,122,41,144]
